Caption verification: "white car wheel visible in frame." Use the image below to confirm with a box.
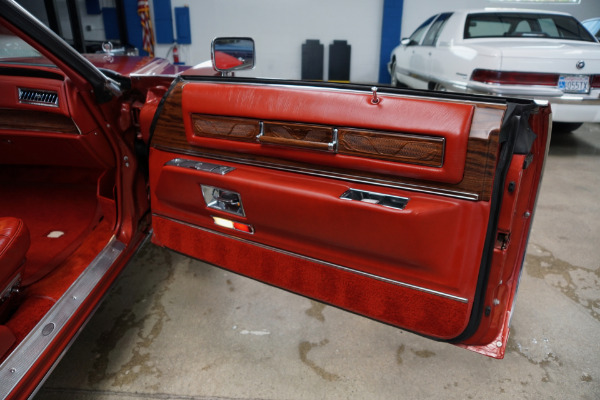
[390,61,399,87]
[433,83,447,92]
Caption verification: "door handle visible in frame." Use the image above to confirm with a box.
[340,188,408,210]
[213,190,241,206]
[201,185,245,217]
[257,122,338,152]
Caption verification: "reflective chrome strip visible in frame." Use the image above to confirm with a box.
[165,158,235,175]
[155,214,469,303]
[154,145,479,201]
[0,237,125,399]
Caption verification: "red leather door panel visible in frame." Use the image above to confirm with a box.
[147,78,550,357]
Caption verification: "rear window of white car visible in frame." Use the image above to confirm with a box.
[465,12,596,42]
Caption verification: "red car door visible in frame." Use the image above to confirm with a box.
[146,76,551,358]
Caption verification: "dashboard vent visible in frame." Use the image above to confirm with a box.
[18,88,59,107]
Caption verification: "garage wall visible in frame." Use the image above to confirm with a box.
[151,0,384,83]
[401,0,600,38]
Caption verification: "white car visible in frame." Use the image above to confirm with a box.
[389,9,600,130]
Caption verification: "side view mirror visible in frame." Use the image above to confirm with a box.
[401,37,415,46]
[211,37,255,75]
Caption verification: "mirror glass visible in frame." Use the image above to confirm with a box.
[211,37,255,72]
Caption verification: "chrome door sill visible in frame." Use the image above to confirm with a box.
[0,236,125,399]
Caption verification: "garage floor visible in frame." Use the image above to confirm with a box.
[35,124,600,400]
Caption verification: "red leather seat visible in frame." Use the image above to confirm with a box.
[0,217,29,294]
[0,217,29,357]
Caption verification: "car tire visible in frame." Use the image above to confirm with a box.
[390,62,409,88]
[390,60,399,87]
[433,83,447,92]
[553,122,583,133]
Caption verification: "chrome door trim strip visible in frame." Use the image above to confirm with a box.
[0,237,125,399]
[155,214,469,304]
[165,158,235,175]
[154,145,479,201]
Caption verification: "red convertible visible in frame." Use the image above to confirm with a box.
[0,1,550,398]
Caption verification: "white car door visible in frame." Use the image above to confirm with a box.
[394,15,436,89]
[422,12,454,90]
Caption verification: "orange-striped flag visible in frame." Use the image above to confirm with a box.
[137,0,154,57]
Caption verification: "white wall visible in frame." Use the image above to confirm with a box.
[151,0,384,83]
[401,0,600,39]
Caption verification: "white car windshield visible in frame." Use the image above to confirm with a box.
[465,12,596,42]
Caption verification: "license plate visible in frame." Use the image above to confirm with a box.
[558,75,590,94]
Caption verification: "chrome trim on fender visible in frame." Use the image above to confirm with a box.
[538,95,600,105]
[391,68,600,105]
[154,145,479,201]
[154,214,469,303]
[467,81,600,104]
[0,237,125,399]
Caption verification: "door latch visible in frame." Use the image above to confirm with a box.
[495,231,511,250]
[201,185,245,217]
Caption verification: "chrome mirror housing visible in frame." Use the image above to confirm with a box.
[211,37,255,75]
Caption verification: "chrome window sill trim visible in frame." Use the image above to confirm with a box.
[0,237,125,399]
[154,145,479,201]
[155,214,469,304]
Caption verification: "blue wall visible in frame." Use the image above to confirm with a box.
[378,0,403,84]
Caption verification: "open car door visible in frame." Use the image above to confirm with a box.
[147,74,551,358]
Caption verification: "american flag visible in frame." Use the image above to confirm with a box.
[137,0,154,57]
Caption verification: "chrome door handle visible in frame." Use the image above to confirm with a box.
[213,190,241,206]
[201,185,245,217]
[340,188,408,210]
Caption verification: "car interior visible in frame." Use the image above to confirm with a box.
[0,64,120,362]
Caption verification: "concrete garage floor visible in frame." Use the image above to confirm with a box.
[35,124,599,400]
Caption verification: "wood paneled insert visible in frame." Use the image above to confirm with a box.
[260,121,334,151]
[192,114,259,141]
[191,114,444,166]
[0,108,78,134]
[338,128,444,167]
